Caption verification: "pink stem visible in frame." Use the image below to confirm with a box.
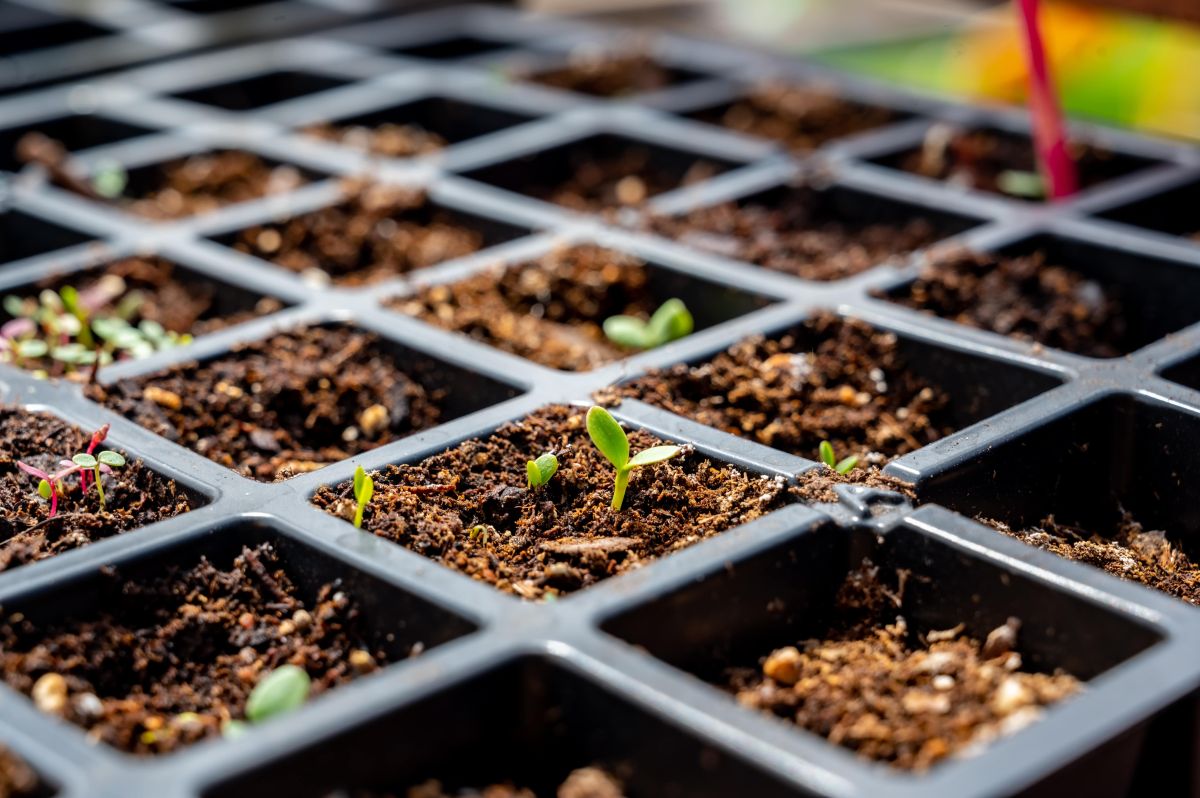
[80,424,109,493]
[1014,0,1077,200]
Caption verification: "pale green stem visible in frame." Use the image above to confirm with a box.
[94,465,106,510]
[353,500,365,529]
[611,467,630,511]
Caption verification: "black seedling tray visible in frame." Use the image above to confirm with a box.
[1,4,1199,797]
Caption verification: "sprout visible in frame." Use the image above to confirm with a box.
[91,159,128,200]
[352,465,374,529]
[585,406,681,511]
[224,664,312,738]
[16,430,125,516]
[818,441,859,475]
[997,170,1046,199]
[73,450,126,510]
[603,298,693,351]
[526,452,559,489]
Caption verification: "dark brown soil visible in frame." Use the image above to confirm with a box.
[896,125,1137,199]
[646,186,942,281]
[725,560,1081,770]
[85,326,446,482]
[302,122,447,158]
[694,84,899,152]
[0,747,40,798]
[392,245,661,372]
[604,312,953,462]
[790,466,916,505]
[982,514,1200,606]
[0,542,400,756]
[0,407,194,574]
[519,51,691,98]
[528,147,720,213]
[883,249,1128,358]
[333,767,626,798]
[123,150,305,220]
[312,405,790,601]
[228,181,485,286]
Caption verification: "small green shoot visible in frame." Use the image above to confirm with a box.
[71,450,125,510]
[603,298,693,351]
[818,441,859,475]
[223,664,311,737]
[352,465,374,529]
[585,406,681,511]
[91,159,128,199]
[526,452,559,489]
[997,169,1046,199]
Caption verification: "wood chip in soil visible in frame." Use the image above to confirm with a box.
[0,408,194,573]
[646,185,942,282]
[603,312,954,462]
[0,542,400,756]
[518,50,691,98]
[312,405,791,600]
[85,326,446,482]
[302,122,447,158]
[230,181,484,286]
[392,245,663,372]
[725,559,1081,770]
[883,248,1128,358]
[981,513,1200,606]
[123,149,305,220]
[330,767,627,798]
[693,83,899,152]
[0,747,40,798]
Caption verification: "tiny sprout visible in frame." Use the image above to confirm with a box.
[603,298,693,351]
[72,450,126,510]
[996,169,1045,199]
[92,159,128,199]
[526,452,559,489]
[224,664,310,737]
[352,465,374,529]
[818,441,859,475]
[585,406,681,511]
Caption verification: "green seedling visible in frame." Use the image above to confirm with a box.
[818,441,859,475]
[996,169,1046,199]
[92,159,128,199]
[526,452,559,489]
[224,664,311,738]
[585,406,681,511]
[603,298,693,351]
[352,465,374,529]
[71,450,126,510]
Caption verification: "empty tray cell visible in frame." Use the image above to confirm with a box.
[390,34,512,60]
[0,19,111,55]
[613,311,1059,463]
[516,48,707,98]
[0,406,198,574]
[0,209,91,264]
[205,656,799,798]
[112,149,308,220]
[881,234,1200,358]
[0,745,43,797]
[688,83,903,152]
[220,182,528,286]
[917,395,1200,606]
[391,244,771,372]
[603,522,1160,776]
[460,134,738,213]
[647,182,980,281]
[313,404,791,600]
[1095,176,1200,242]
[302,96,536,158]
[870,124,1156,201]
[0,255,285,377]
[85,325,520,482]
[172,70,349,112]
[0,113,152,173]
[0,521,475,756]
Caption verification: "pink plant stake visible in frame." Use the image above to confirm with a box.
[1014,0,1078,200]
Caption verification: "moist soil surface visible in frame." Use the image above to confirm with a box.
[790,465,916,506]
[647,186,943,282]
[519,51,693,98]
[85,326,446,482]
[229,181,486,286]
[0,408,194,573]
[726,559,1081,770]
[604,312,954,462]
[983,514,1200,606]
[0,542,397,756]
[0,747,40,798]
[394,245,669,372]
[895,125,1138,199]
[694,84,899,152]
[330,767,626,798]
[302,122,448,159]
[884,249,1128,358]
[121,150,306,220]
[312,405,791,601]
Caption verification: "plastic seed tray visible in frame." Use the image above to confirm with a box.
[0,4,1199,798]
